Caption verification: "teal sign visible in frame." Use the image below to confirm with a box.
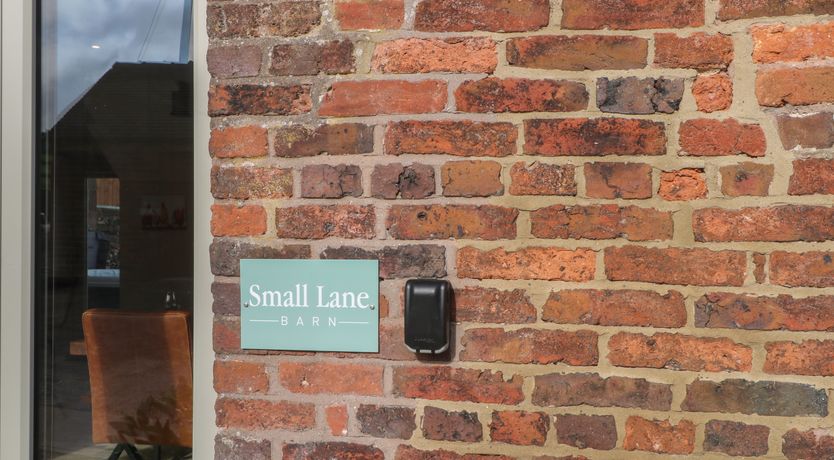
[240,259,379,352]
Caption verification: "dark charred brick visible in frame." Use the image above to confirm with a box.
[207,2,320,39]
[215,434,270,460]
[533,373,673,410]
[207,45,262,78]
[555,414,617,450]
[682,379,828,417]
[208,84,311,116]
[274,124,374,157]
[270,40,354,76]
[695,292,834,332]
[210,240,311,276]
[300,164,362,198]
[422,406,483,442]
[321,245,446,279]
[212,282,240,316]
[356,405,416,439]
[783,428,834,460]
[704,420,770,456]
[283,442,384,460]
[371,163,436,199]
[597,77,684,114]
[776,112,834,150]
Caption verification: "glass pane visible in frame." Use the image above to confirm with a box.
[35,0,194,457]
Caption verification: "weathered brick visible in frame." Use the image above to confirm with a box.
[608,332,752,372]
[720,162,773,196]
[596,77,684,114]
[754,253,767,283]
[283,442,384,460]
[454,287,536,324]
[507,35,647,70]
[696,292,834,331]
[756,66,834,107]
[530,204,673,241]
[719,0,834,20]
[659,169,707,201]
[584,162,652,199]
[783,428,834,460]
[776,113,834,150]
[386,205,517,240]
[326,405,348,436]
[385,120,517,157]
[320,80,447,117]
[704,420,769,457]
[356,405,416,439]
[321,245,446,279]
[211,204,266,236]
[207,45,262,78]
[300,164,362,198]
[525,118,666,156]
[509,163,576,196]
[441,161,502,197]
[490,410,549,446]
[274,124,374,157]
[207,2,320,39]
[209,125,268,158]
[789,159,834,195]
[396,445,513,460]
[753,22,834,64]
[371,163,435,199]
[208,84,311,116]
[766,340,834,376]
[279,362,383,395]
[654,33,733,70]
[562,0,705,29]
[556,414,617,450]
[211,240,308,276]
[215,435,270,460]
[682,379,828,416]
[624,416,695,455]
[372,38,496,73]
[213,316,241,354]
[214,360,269,394]
[458,246,596,281]
[533,373,673,410]
[456,78,588,113]
[212,282,239,316]
[460,328,598,365]
[679,119,766,157]
[211,166,292,200]
[422,406,483,442]
[771,251,834,287]
[604,246,747,286]
[543,289,686,328]
[693,73,733,112]
[335,0,403,30]
[693,206,834,242]
[393,367,524,404]
[414,0,549,32]
[276,205,375,239]
[270,40,354,76]
[215,397,315,430]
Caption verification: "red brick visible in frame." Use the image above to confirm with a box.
[320,80,446,117]
[654,33,733,70]
[279,362,383,395]
[544,289,686,328]
[396,445,513,460]
[454,287,536,324]
[693,73,733,112]
[211,205,267,237]
[776,113,834,150]
[608,332,752,372]
[270,40,354,76]
[720,162,773,196]
[509,163,576,196]
[441,161,503,197]
[719,0,834,20]
[790,159,834,195]
[422,406,483,442]
[275,205,375,239]
[372,38,496,73]
[207,45,262,78]
[215,397,315,430]
[386,205,517,240]
[274,124,374,157]
[756,66,834,107]
[300,164,362,198]
[704,420,770,457]
[392,366,524,404]
[321,245,446,279]
[507,35,647,70]
[460,328,598,365]
[414,0,549,32]
[385,120,517,157]
[371,163,436,199]
[284,442,383,460]
[754,253,767,283]
[490,410,549,446]
[533,373,673,410]
[207,2,320,38]
[211,240,311,277]
[624,416,695,455]
[209,125,268,158]
[605,246,747,286]
[783,428,834,460]
[753,22,834,63]
[596,77,684,114]
[458,246,596,281]
[214,360,269,394]
[683,379,828,417]
[771,251,834,287]
[211,166,292,200]
[326,405,348,436]
[562,0,704,29]
[531,204,673,241]
[456,77,588,113]
[584,162,652,199]
[679,118,766,157]
[693,206,834,242]
[335,0,403,30]
[696,292,834,331]
[208,84,311,116]
[659,169,707,201]
[525,118,666,156]
[356,405,416,439]
[555,414,617,450]
[766,340,834,376]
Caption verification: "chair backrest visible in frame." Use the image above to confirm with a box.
[82,309,192,447]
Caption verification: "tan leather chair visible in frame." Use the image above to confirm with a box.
[82,309,193,459]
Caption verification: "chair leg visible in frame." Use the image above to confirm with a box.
[124,444,143,460]
[155,445,162,460]
[108,444,126,460]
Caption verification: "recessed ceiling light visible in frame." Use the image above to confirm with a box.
[91,44,101,49]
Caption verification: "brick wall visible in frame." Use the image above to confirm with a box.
[207,0,834,458]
